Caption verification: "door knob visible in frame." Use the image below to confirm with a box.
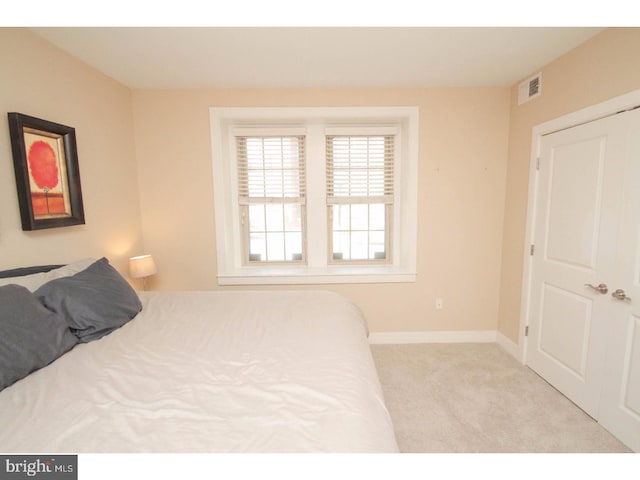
[612,289,631,301]
[584,283,608,294]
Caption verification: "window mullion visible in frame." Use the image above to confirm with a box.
[305,124,327,268]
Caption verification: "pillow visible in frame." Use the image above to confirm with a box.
[35,257,142,343]
[0,265,63,279]
[0,284,78,392]
[0,258,97,292]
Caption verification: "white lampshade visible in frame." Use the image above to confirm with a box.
[129,254,158,279]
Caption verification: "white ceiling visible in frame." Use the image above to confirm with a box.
[30,27,605,89]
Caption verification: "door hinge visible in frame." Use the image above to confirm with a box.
[530,244,535,256]
[525,326,529,337]
[536,157,540,170]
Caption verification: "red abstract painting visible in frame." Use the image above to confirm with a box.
[8,112,85,230]
[27,140,66,215]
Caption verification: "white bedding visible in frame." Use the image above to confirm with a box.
[0,290,398,453]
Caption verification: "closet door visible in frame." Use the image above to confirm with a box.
[526,112,629,419]
[598,108,640,452]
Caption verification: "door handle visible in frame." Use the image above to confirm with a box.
[612,289,631,302]
[584,283,608,294]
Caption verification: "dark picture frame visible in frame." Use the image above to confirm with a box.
[8,113,85,230]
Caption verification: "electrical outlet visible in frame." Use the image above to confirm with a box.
[435,298,443,310]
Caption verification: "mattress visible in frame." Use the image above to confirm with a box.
[0,290,398,453]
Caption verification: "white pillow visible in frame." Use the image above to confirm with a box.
[0,258,97,292]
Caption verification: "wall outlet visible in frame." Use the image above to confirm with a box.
[435,298,444,310]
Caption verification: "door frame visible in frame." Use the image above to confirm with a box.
[519,88,640,365]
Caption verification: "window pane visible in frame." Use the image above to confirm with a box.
[246,139,264,169]
[332,138,350,161]
[249,205,265,232]
[265,204,284,232]
[264,170,284,197]
[369,230,385,259]
[247,170,265,196]
[266,232,285,261]
[350,170,368,197]
[240,136,304,202]
[369,203,385,230]
[282,169,300,197]
[327,134,392,198]
[285,232,302,261]
[284,204,302,231]
[263,138,283,169]
[333,232,350,260]
[330,203,390,263]
[281,139,301,169]
[332,204,350,231]
[350,231,368,260]
[351,204,368,231]
[247,203,304,263]
[249,233,266,262]
[368,138,385,167]
[368,169,385,196]
[332,171,350,196]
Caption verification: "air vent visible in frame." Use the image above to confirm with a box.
[518,72,542,105]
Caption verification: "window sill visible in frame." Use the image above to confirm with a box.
[217,265,417,285]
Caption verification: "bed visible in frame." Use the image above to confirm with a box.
[0,258,398,453]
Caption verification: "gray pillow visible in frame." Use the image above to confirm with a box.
[0,258,97,292]
[35,257,142,343]
[0,284,78,392]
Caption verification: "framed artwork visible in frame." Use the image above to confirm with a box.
[8,113,85,230]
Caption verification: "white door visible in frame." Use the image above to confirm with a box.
[527,111,630,418]
[598,109,640,452]
[527,107,640,451]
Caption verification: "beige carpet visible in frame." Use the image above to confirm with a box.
[370,343,632,453]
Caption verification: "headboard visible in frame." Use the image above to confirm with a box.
[0,265,64,279]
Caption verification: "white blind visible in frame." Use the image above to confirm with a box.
[326,135,394,204]
[237,136,306,205]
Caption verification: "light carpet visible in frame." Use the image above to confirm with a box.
[370,343,632,453]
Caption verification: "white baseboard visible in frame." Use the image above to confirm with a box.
[368,330,498,345]
[496,331,524,363]
[369,330,527,364]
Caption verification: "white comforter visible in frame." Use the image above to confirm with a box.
[0,290,398,453]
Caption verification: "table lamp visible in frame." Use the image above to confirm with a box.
[129,254,157,291]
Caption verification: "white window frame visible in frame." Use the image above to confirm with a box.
[210,106,418,285]
[236,130,307,265]
[325,128,397,265]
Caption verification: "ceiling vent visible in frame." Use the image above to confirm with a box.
[518,72,542,105]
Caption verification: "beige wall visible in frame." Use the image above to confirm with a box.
[0,29,143,275]
[132,87,510,333]
[7,27,635,338]
[498,28,640,342]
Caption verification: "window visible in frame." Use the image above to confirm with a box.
[326,134,394,263]
[211,107,418,285]
[237,135,306,263]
